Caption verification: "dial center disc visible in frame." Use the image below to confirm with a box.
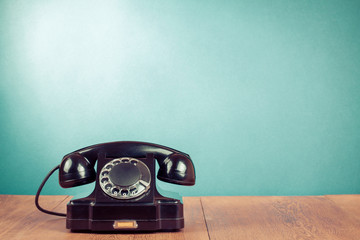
[108,163,141,187]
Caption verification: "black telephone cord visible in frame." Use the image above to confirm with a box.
[35,165,67,217]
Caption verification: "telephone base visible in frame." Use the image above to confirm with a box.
[66,198,184,231]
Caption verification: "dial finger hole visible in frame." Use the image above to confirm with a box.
[120,189,129,196]
[130,187,137,195]
[112,188,120,195]
[130,160,137,165]
[102,171,109,176]
[105,183,112,190]
[101,178,109,183]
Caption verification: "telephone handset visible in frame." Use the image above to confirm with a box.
[35,141,195,231]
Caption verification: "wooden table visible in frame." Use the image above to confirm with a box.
[0,195,359,239]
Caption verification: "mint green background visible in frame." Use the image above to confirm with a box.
[1,1,359,197]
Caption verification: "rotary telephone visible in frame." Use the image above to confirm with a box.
[35,141,196,231]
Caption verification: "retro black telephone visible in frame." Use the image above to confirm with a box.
[35,141,195,231]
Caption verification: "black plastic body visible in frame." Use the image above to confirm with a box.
[66,153,185,231]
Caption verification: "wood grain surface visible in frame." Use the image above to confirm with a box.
[0,195,359,240]
[325,195,360,223]
[201,196,360,240]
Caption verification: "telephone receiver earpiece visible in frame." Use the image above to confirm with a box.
[158,153,195,185]
[59,153,96,188]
